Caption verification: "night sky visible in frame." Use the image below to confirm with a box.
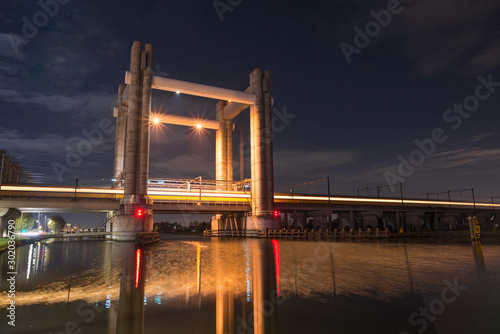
[1,0,500,226]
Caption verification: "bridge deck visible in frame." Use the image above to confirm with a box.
[0,185,498,213]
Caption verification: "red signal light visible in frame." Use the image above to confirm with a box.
[273,210,279,218]
[135,208,144,218]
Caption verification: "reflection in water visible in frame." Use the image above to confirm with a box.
[112,245,147,334]
[472,240,488,284]
[215,239,278,334]
[1,238,500,333]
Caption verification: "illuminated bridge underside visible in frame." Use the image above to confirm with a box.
[1,185,498,213]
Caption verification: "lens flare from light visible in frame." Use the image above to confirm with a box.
[150,112,165,128]
[196,123,203,130]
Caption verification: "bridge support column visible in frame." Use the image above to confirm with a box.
[396,211,402,232]
[383,212,397,231]
[308,211,330,229]
[112,41,154,241]
[216,101,233,188]
[361,211,380,230]
[405,212,424,231]
[293,211,306,230]
[113,83,127,179]
[248,68,276,230]
[441,212,458,231]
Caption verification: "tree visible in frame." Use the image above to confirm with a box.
[0,149,30,184]
[15,213,35,232]
[49,215,66,233]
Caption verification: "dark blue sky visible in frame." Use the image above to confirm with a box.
[1,0,500,225]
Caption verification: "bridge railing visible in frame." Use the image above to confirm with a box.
[148,177,251,192]
[62,227,107,234]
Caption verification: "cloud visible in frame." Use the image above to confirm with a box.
[0,88,116,121]
[459,132,495,144]
[274,148,360,178]
[374,146,500,182]
[428,147,500,170]
[0,127,66,154]
[335,0,500,76]
[396,0,500,76]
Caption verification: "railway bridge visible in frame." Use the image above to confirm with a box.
[1,41,498,240]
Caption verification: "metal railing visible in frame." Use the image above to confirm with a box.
[147,176,251,192]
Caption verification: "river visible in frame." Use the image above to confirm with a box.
[1,235,499,334]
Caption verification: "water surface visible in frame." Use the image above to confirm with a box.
[1,236,499,333]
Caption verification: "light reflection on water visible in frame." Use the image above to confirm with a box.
[1,237,499,334]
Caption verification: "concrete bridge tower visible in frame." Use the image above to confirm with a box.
[111,41,154,240]
[111,42,279,238]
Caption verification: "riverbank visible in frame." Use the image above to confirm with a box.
[0,237,36,254]
[391,230,500,240]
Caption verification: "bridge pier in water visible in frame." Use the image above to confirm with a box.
[111,41,154,241]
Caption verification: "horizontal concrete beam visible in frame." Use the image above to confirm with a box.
[222,87,251,119]
[125,71,256,104]
[160,114,220,130]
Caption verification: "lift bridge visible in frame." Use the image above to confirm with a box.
[1,41,499,240]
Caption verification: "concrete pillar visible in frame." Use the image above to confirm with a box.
[309,211,330,229]
[137,43,153,196]
[123,41,142,197]
[113,41,153,241]
[293,211,306,230]
[361,211,380,230]
[114,84,127,179]
[285,212,295,229]
[396,211,402,231]
[249,68,274,218]
[383,212,397,231]
[406,212,424,231]
[349,211,355,229]
[442,212,458,230]
[225,118,233,182]
[216,101,233,186]
[433,212,441,231]
[262,70,274,209]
